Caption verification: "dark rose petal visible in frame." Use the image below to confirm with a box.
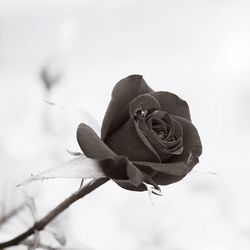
[133,160,196,176]
[127,161,146,187]
[170,115,183,140]
[100,157,145,187]
[133,153,199,185]
[152,174,185,186]
[134,120,162,162]
[105,118,161,162]
[149,91,191,121]
[101,75,153,141]
[152,156,199,185]
[113,161,161,191]
[168,116,202,163]
[132,108,184,162]
[136,119,172,161]
[77,123,116,159]
[77,123,157,191]
[131,116,202,185]
[129,94,161,118]
[113,180,147,191]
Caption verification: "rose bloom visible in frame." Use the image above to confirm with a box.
[77,75,202,191]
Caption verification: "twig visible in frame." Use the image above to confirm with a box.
[0,178,109,249]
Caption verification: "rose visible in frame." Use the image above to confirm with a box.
[77,75,202,191]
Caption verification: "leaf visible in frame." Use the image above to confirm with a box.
[17,155,106,187]
[44,100,101,134]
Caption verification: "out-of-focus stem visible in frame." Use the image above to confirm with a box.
[0,178,109,248]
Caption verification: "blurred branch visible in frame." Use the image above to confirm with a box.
[0,178,109,248]
[0,203,26,228]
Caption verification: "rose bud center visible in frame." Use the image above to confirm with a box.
[134,107,184,162]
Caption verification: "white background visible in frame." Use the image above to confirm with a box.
[0,0,250,249]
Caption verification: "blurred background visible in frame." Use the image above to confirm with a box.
[0,0,250,249]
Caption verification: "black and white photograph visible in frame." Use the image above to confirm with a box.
[0,0,249,249]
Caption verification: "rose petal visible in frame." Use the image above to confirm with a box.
[170,115,183,139]
[152,174,185,186]
[113,179,147,191]
[133,159,197,176]
[101,75,153,140]
[77,123,116,159]
[138,112,184,160]
[132,116,202,186]
[133,154,199,185]
[152,150,200,185]
[77,123,155,190]
[169,116,202,163]
[104,158,159,191]
[105,118,160,162]
[149,91,191,121]
[134,120,162,162]
[127,161,146,187]
[100,157,145,187]
[129,94,161,118]
[113,167,160,192]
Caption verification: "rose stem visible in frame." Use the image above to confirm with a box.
[0,178,109,248]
